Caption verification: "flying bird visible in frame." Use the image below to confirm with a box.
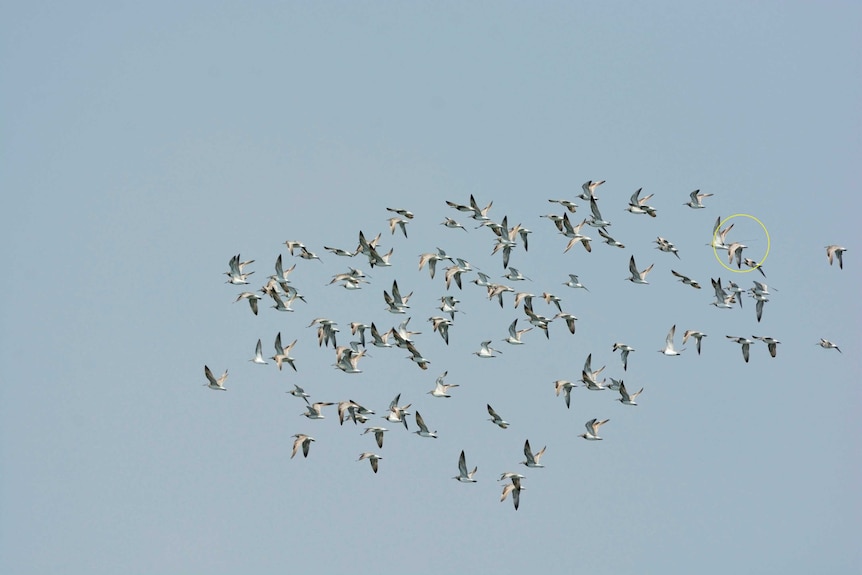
[626,255,654,284]
[453,450,478,483]
[684,189,713,209]
[825,245,847,269]
[357,452,383,473]
[554,379,577,408]
[817,339,841,353]
[682,330,707,355]
[521,439,546,468]
[726,336,754,363]
[613,342,635,370]
[362,426,388,449]
[413,412,437,438]
[658,325,684,356]
[752,336,781,358]
[291,434,315,459]
[474,340,502,358]
[500,475,523,510]
[487,404,510,429]
[617,381,644,406]
[203,365,228,391]
[579,418,609,440]
[671,270,701,289]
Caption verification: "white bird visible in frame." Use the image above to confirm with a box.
[517,227,532,251]
[233,291,262,315]
[684,189,713,208]
[727,242,747,268]
[749,281,776,297]
[337,400,363,426]
[357,452,383,473]
[682,330,707,355]
[554,379,577,408]
[386,207,414,219]
[413,412,437,438]
[562,224,593,253]
[504,319,532,345]
[709,217,735,250]
[383,280,412,314]
[428,371,459,397]
[441,217,468,231]
[428,316,452,345]
[581,353,607,390]
[387,217,409,238]
[203,365,228,391]
[743,258,766,277]
[536,293,560,315]
[817,339,842,353]
[249,338,268,364]
[553,312,578,335]
[617,382,643,406]
[349,322,370,347]
[579,418,609,440]
[587,197,612,228]
[487,404,510,429]
[323,245,357,257]
[726,281,745,309]
[362,426,388,449]
[626,188,657,217]
[418,250,449,279]
[271,332,298,371]
[654,236,680,259]
[579,179,605,202]
[302,402,334,419]
[548,198,579,212]
[334,346,366,374]
[283,240,306,255]
[500,475,523,510]
[563,273,589,291]
[269,291,296,312]
[503,267,531,282]
[287,384,310,404]
[291,434,314,459]
[453,450,478,483]
[726,336,754,363]
[612,342,635,370]
[825,245,847,269]
[474,340,502,358]
[710,278,735,309]
[671,269,701,289]
[369,323,393,348]
[658,324,684,356]
[271,253,297,285]
[752,336,781,358]
[521,439,546,468]
[298,246,323,262]
[625,255,654,284]
[512,291,535,310]
[466,194,494,223]
[384,394,412,430]
[598,227,625,248]
[225,254,255,284]
[753,296,768,323]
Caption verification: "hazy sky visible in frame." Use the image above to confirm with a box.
[2,2,860,574]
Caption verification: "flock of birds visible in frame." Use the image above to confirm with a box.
[205,182,847,510]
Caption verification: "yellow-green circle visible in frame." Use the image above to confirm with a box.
[711,213,770,273]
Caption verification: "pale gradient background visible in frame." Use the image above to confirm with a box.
[2,2,860,574]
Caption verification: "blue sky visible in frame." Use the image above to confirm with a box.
[2,2,860,574]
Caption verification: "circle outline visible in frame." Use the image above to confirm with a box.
[712,213,770,273]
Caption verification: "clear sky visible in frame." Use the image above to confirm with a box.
[2,2,860,574]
